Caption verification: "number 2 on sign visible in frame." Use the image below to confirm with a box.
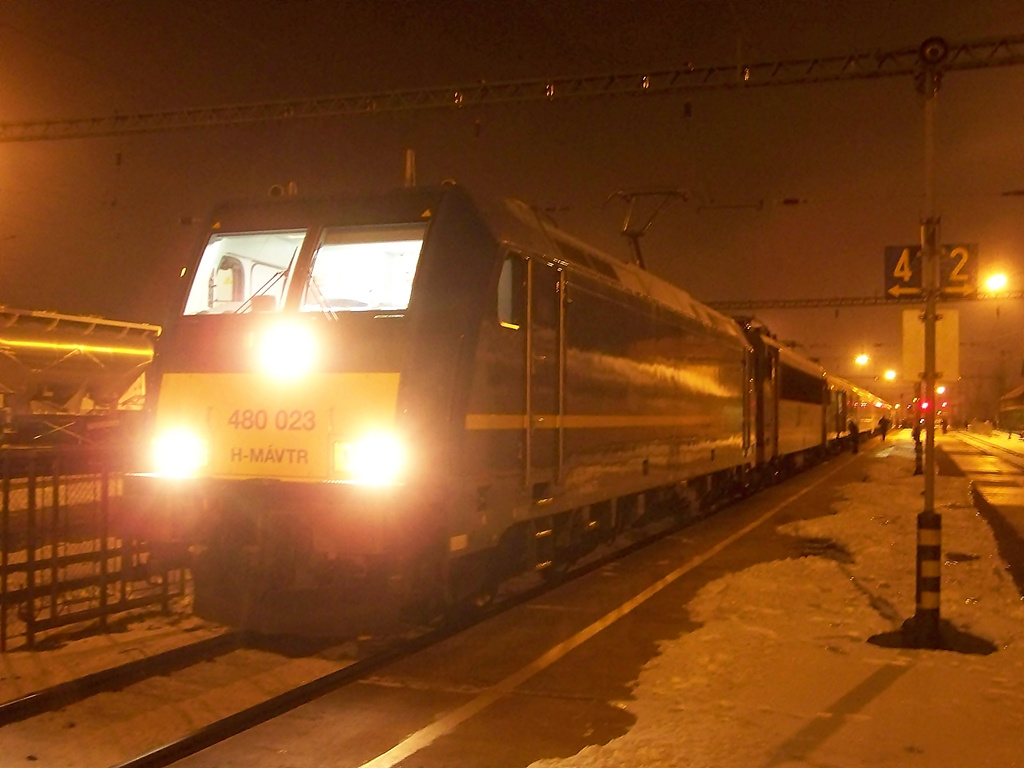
[947,246,970,283]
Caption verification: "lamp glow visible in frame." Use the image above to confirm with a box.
[985,273,1008,292]
[257,322,317,379]
[153,428,208,477]
[334,431,406,485]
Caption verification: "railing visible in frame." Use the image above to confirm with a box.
[0,445,187,650]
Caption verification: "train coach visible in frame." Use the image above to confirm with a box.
[737,319,888,470]
[844,381,894,438]
[126,183,884,636]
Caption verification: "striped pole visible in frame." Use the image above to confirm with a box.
[912,39,946,650]
[914,510,942,646]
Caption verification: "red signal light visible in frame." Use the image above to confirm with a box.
[920,401,931,410]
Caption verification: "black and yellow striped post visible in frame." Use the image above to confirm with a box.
[911,37,948,650]
[914,510,942,646]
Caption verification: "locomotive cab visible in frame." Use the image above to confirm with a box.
[130,187,501,633]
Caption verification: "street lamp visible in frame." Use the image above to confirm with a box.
[884,369,897,381]
[984,273,1008,292]
[855,353,870,366]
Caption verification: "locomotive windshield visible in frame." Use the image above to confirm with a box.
[183,229,306,315]
[301,223,426,313]
[181,223,427,316]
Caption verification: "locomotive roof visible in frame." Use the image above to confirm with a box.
[476,192,746,344]
[199,183,745,344]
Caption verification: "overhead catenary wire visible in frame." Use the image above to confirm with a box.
[1,35,1023,143]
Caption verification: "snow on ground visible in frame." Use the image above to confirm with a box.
[531,437,1024,768]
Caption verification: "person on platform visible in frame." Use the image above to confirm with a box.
[878,415,891,441]
[848,419,860,453]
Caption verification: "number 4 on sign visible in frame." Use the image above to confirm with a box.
[893,248,915,282]
[885,245,922,298]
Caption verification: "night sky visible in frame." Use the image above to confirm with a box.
[2,0,1024,414]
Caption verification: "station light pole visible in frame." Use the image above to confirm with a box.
[913,37,948,648]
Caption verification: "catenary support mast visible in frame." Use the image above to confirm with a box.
[913,37,947,648]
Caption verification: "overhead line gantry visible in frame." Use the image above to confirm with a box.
[707,291,1024,311]
[2,35,1023,142]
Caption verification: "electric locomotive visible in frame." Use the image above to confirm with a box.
[127,183,755,635]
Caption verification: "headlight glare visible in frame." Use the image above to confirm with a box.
[334,431,406,485]
[153,428,208,477]
[257,321,317,380]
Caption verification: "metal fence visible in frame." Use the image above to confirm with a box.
[1,445,188,650]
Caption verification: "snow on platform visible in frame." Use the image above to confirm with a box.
[2,431,1022,767]
[530,432,1024,768]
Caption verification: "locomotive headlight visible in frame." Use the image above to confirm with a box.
[153,428,208,477]
[257,321,317,380]
[334,431,406,485]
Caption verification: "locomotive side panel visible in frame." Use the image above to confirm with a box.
[456,250,751,565]
[456,252,531,556]
[561,275,749,498]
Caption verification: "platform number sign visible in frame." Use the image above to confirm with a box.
[884,244,977,299]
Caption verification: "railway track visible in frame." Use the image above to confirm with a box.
[0,626,383,767]
[110,626,447,768]
[0,481,736,768]
[0,630,243,727]
[953,430,1024,471]
[947,431,1024,597]
[111,514,696,768]
[1,450,863,768]
[0,578,565,767]
[108,536,688,768]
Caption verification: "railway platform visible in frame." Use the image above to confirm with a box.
[1,430,1023,767]
[943,427,1024,598]
[947,426,1024,520]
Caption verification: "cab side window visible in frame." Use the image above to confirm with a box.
[497,253,527,330]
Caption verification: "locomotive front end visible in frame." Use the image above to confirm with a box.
[127,196,453,636]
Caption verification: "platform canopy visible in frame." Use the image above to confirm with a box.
[0,306,159,416]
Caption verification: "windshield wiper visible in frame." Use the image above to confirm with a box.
[304,276,338,320]
[233,247,299,314]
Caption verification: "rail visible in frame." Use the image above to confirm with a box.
[0,445,188,650]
